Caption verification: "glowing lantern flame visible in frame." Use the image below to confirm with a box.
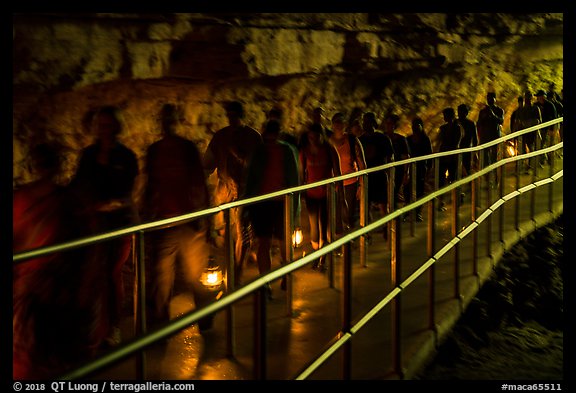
[201,256,223,291]
[292,227,303,248]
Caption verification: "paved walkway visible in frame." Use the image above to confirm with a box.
[92,159,563,381]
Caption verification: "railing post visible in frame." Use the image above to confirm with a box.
[498,148,505,246]
[328,182,336,289]
[284,193,294,316]
[427,161,437,332]
[390,210,403,379]
[515,136,522,232]
[478,151,484,207]
[548,132,555,213]
[387,167,395,250]
[224,209,236,357]
[471,163,479,280]
[531,133,541,221]
[253,286,267,380]
[485,152,492,263]
[453,154,461,305]
[133,231,147,379]
[410,162,417,237]
[342,241,352,380]
[359,173,368,268]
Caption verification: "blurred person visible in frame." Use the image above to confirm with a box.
[71,105,139,346]
[457,103,479,201]
[510,95,524,134]
[406,117,433,221]
[545,85,563,151]
[299,123,342,271]
[534,90,558,166]
[329,112,367,234]
[477,92,504,171]
[436,107,462,211]
[243,119,300,297]
[142,103,214,331]
[14,143,105,378]
[517,91,542,171]
[358,112,394,231]
[382,113,411,209]
[203,101,263,286]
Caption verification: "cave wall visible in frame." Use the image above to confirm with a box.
[12,13,563,201]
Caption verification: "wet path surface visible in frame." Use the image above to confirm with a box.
[89,160,563,380]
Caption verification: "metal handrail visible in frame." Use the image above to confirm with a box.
[13,118,563,380]
[13,117,562,263]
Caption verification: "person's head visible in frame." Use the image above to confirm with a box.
[306,123,324,145]
[442,107,456,122]
[411,117,424,134]
[362,112,378,132]
[524,91,534,105]
[517,95,524,106]
[89,105,123,143]
[457,104,470,119]
[262,119,281,142]
[384,113,400,132]
[30,142,62,180]
[225,101,244,126]
[535,89,547,104]
[268,107,283,122]
[312,106,325,124]
[331,112,346,134]
[159,103,185,136]
[487,92,497,106]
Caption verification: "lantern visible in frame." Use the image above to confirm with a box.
[292,227,303,248]
[506,140,518,158]
[200,256,223,291]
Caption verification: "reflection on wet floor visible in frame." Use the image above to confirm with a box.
[94,165,562,380]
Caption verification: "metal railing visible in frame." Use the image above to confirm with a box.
[13,118,563,380]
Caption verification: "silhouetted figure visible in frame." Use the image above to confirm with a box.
[437,107,463,211]
[406,117,433,221]
[243,119,300,297]
[329,112,367,234]
[382,113,411,209]
[13,143,104,379]
[312,106,332,139]
[510,96,524,134]
[203,101,262,285]
[516,91,542,171]
[358,112,394,227]
[71,105,139,346]
[534,89,558,166]
[265,106,298,149]
[143,103,214,330]
[457,103,479,178]
[545,85,563,149]
[477,92,504,170]
[299,123,342,271]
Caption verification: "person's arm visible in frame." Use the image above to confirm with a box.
[354,137,367,171]
[202,135,218,177]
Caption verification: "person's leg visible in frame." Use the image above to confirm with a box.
[181,225,215,331]
[306,197,320,250]
[233,206,248,286]
[150,228,178,324]
[343,182,358,231]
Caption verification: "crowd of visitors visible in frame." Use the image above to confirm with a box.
[13,85,563,379]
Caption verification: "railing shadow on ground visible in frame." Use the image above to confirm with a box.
[13,118,563,380]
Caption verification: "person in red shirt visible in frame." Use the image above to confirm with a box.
[14,143,104,379]
[299,123,341,270]
[329,112,366,234]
